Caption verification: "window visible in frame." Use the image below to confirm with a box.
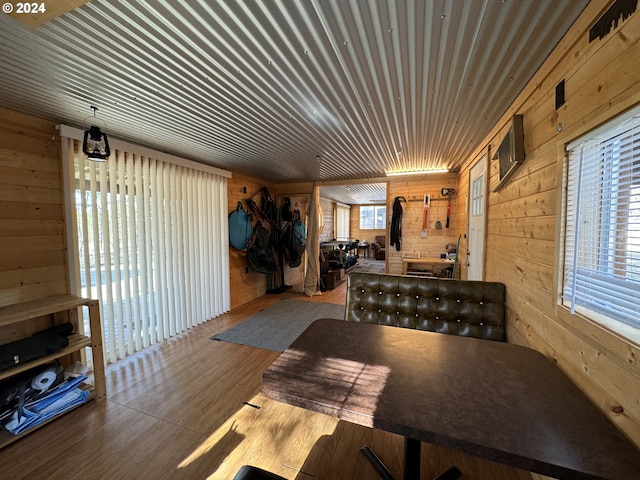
[562,105,640,330]
[360,205,386,229]
[471,173,484,216]
[60,126,231,364]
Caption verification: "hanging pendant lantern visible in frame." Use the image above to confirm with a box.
[82,106,111,161]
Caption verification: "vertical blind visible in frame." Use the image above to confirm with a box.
[563,105,640,329]
[60,127,230,363]
[335,203,351,242]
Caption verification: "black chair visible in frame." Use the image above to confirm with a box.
[233,465,287,480]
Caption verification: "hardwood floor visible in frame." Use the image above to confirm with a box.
[0,282,533,479]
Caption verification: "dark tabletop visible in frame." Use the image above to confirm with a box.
[262,319,640,480]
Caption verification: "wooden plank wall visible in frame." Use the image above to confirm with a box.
[386,174,458,275]
[275,183,353,244]
[0,109,67,307]
[229,179,313,306]
[454,0,640,451]
[227,174,275,310]
[0,112,291,314]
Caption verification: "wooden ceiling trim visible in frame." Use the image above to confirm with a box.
[7,0,91,27]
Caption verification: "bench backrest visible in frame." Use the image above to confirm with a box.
[346,272,506,342]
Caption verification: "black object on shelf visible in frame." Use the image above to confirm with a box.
[0,326,72,372]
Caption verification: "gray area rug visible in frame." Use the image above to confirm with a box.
[211,298,345,352]
[348,258,386,274]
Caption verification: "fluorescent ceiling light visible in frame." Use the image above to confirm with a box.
[386,169,449,176]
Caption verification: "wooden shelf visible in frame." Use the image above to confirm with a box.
[0,334,91,381]
[0,294,98,327]
[0,295,105,449]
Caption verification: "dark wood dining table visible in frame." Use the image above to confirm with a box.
[261,318,640,480]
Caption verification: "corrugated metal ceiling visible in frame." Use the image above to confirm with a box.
[0,0,589,184]
[320,183,387,205]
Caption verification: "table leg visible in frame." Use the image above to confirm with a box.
[360,437,420,480]
[361,437,462,480]
[360,446,395,480]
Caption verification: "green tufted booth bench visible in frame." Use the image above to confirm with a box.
[345,272,506,342]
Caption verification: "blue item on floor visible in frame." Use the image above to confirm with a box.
[3,374,89,435]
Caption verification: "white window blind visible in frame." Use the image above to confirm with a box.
[563,105,640,329]
[60,126,231,363]
[335,203,351,242]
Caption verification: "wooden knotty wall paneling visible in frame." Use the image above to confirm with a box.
[271,183,334,242]
[455,0,640,450]
[227,174,275,309]
[0,109,66,307]
[229,178,312,306]
[387,174,458,275]
[0,111,284,314]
